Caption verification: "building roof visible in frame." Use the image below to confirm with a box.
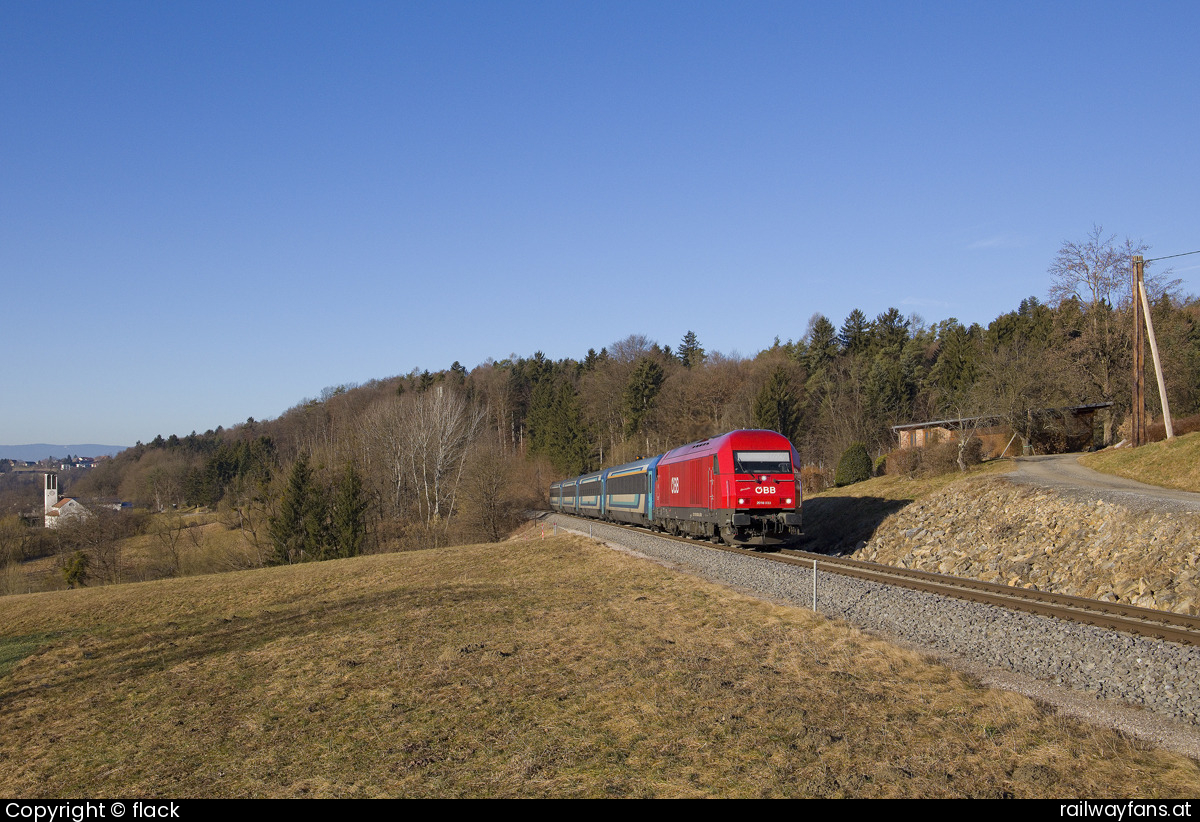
[890,402,1114,433]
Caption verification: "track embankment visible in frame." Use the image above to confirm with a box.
[857,473,1200,616]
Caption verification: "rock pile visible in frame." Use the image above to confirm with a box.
[858,477,1200,615]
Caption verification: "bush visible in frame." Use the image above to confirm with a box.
[62,550,89,588]
[885,448,921,477]
[887,436,983,479]
[872,454,888,477]
[1147,412,1200,443]
[834,443,872,487]
[799,465,832,496]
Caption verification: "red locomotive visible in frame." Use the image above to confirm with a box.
[654,429,801,547]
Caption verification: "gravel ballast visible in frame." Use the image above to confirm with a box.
[545,513,1200,758]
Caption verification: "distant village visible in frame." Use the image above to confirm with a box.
[0,456,119,528]
[1,455,110,471]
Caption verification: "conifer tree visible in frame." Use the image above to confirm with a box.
[677,330,705,369]
[269,453,326,564]
[804,314,838,373]
[838,309,871,354]
[330,462,367,558]
[528,376,590,474]
[752,366,800,439]
[623,357,665,437]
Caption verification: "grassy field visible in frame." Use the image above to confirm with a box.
[1,527,1197,798]
[1080,431,1200,493]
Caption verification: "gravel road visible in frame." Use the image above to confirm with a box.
[1009,454,1200,514]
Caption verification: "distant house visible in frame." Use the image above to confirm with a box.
[892,414,1014,458]
[890,403,1114,457]
[44,472,89,528]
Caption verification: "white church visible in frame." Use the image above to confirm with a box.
[44,473,88,528]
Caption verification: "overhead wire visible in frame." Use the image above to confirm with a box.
[1144,249,1200,262]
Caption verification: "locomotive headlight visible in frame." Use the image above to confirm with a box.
[786,498,793,505]
[738,498,745,505]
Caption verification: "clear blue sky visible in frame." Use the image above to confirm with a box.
[3,0,1197,446]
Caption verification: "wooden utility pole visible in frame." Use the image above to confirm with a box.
[1139,274,1175,441]
[1132,255,1146,446]
[1131,254,1175,445]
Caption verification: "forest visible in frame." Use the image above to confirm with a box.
[4,229,1198,572]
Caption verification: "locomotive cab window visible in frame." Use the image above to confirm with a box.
[733,451,792,475]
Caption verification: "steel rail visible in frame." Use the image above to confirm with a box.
[783,548,1200,632]
[549,512,1200,648]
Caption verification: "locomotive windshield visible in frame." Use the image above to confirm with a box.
[733,451,792,475]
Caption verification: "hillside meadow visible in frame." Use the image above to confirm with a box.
[1080,431,1200,494]
[1,528,1197,798]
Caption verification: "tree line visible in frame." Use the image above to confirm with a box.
[56,227,1197,561]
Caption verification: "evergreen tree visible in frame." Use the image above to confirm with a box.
[330,462,367,558]
[623,356,665,436]
[988,299,1054,350]
[804,314,838,372]
[269,453,327,564]
[752,366,800,439]
[864,355,909,430]
[528,376,590,474]
[550,380,590,475]
[526,377,556,457]
[677,330,706,369]
[871,307,909,352]
[930,320,981,407]
[839,309,871,354]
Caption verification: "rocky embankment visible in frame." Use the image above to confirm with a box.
[856,476,1200,615]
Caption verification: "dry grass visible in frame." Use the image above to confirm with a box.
[1,531,1196,798]
[4,511,271,597]
[1080,431,1200,493]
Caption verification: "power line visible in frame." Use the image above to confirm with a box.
[1144,249,1200,262]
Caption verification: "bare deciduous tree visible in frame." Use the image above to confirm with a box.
[1048,224,1179,308]
[1047,226,1179,444]
[459,444,520,542]
[359,385,485,533]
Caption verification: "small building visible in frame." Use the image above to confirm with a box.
[891,403,1114,457]
[892,414,1013,458]
[44,472,89,528]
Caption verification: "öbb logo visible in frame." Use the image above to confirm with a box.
[755,486,776,495]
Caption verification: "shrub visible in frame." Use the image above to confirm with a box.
[799,465,832,496]
[872,454,888,477]
[834,443,872,487]
[886,448,921,477]
[1147,412,1200,443]
[62,550,89,588]
[887,436,983,479]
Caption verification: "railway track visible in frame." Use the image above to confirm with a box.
[551,512,1200,648]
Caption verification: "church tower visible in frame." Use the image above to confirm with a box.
[44,472,58,514]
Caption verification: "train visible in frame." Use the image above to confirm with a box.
[549,429,802,548]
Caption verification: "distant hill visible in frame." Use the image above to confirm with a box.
[0,444,129,461]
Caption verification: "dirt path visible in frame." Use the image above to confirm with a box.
[1008,454,1200,514]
